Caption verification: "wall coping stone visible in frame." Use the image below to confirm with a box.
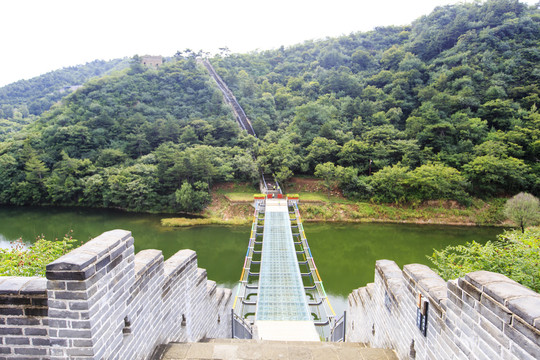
[163,249,196,278]
[207,280,217,297]
[403,263,447,306]
[418,278,448,304]
[197,268,208,286]
[0,277,47,295]
[20,278,47,295]
[506,296,540,330]
[465,270,514,290]
[483,281,538,306]
[376,260,402,278]
[46,230,132,272]
[403,264,443,283]
[134,249,163,277]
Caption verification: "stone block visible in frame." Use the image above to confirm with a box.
[512,316,540,346]
[375,259,402,280]
[480,293,512,325]
[447,279,462,298]
[47,319,67,328]
[0,296,30,305]
[466,271,514,291]
[14,347,48,355]
[164,249,197,278]
[83,229,131,253]
[107,253,124,272]
[6,317,40,326]
[95,255,111,272]
[196,268,207,286]
[66,281,88,291]
[418,277,447,304]
[54,290,88,301]
[46,266,96,281]
[32,337,50,346]
[458,278,481,301]
[479,302,504,330]
[24,307,48,317]
[477,323,503,354]
[24,328,48,336]
[506,296,540,329]
[479,317,510,348]
[5,337,30,345]
[31,297,48,307]
[47,280,66,291]
[509,343,536,360]
[504,323,540,359]
[477,337,501,360]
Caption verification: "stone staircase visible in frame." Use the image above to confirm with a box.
[154,339,398,360]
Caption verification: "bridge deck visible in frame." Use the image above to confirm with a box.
[254,199,319,341]
[256,199,310,321]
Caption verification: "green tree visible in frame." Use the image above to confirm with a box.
[407,163,470,204]
[463,155,530,196]
[429,228,540,292]
[314,162,338,195]
[175,181,211,212]
[368,164,410,203]
[25,155,48,183]
[503,192,540,233]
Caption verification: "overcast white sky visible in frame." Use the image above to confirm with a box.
[0,0,537,87]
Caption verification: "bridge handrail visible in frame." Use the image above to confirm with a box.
[291,201,336,318]
[233,206,261,314]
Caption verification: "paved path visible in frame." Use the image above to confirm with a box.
[158,339,398,360]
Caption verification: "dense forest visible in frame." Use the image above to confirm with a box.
[0,59,129,141]
[0,0,538,213]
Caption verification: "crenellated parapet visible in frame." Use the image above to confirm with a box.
[347,260,540,360]
[0,230,232,359]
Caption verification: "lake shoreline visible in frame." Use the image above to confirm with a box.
[162,193,510,228]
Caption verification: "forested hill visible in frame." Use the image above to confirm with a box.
[0,0,538,213]
[0,57,257,212]
[0,59,129,116]
[212,0,539,202]
[0,59,129,140]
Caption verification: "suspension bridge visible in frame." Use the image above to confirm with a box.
[202,59,345,342]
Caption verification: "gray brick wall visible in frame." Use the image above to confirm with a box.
[0,229,232,359]
[347,260,540,360]
[0,276,49,359]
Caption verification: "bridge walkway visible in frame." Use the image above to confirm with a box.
[233,195,340,342]
[254,199,319,341]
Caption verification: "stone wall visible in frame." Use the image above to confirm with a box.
[347,260,540,360]
[0,229,232,359]
[141,55,163,68]
[0,277,49,358]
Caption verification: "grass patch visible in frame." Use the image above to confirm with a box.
[298,192,329,202]
[161,217,250,227]
[223,192,256,202]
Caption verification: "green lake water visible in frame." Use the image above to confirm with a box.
[0,206,504,315]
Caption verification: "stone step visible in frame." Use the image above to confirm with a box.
[156,339,398,360]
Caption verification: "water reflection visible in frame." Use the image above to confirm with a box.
[0,205,504,312]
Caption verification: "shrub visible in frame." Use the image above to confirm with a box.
[428,228,540,292]
[0,234,77,277]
